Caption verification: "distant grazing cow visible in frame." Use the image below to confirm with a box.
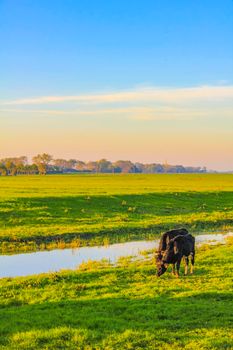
[156,229,195,277]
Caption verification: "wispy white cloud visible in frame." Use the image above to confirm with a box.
[1,104,232,122]
[2,85,233,106]
[1,85,232,124]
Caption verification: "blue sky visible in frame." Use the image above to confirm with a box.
[0,0,233,170]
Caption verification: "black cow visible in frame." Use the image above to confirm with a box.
[157,228,188,254]
[156,228,188,276]
[156,229,195,277]
[156,228,188,262]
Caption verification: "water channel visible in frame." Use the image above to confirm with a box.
[0,232,232,278]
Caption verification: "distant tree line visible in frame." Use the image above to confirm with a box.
[0,154,207,175]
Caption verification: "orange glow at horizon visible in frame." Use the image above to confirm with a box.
[1,127,232,171]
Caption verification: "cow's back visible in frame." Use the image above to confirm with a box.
[158,228,188,253]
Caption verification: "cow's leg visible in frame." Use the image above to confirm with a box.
[175,258,182,277]
[190,252,195,274]
[184,256,189,275]
[172,264,176,275]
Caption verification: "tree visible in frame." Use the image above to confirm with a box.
[53,159,67,169]
[0,164,7,176]
[113,160,136,173]
[5,160,14,175]
[0,157,28,175]
[86,161,98,173]
[76,161,86,171]
[97,159,112,173]
[67,159,77,169]
[32,153,53,175]
[53,159,77,172]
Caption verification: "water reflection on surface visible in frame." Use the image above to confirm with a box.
[0,232,232,278]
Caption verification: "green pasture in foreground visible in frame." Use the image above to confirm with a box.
[0,174,233,252]
[0,243,232,349]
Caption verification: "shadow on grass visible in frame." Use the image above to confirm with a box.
[0,291,232,347]
[1,191,232,223]
[0,191,232,245]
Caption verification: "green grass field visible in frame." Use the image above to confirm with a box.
[0,243,233,349]
[1,174,233,349]
[0,174,233,252]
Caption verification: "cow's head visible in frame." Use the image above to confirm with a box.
[156,253,168,277]
[156,261,167,277]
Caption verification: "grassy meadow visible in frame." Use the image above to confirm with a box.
[0,174,233,349]
[0,243,233,349]
[0,174,233,253]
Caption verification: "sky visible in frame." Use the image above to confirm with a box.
[0,0,233,170]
